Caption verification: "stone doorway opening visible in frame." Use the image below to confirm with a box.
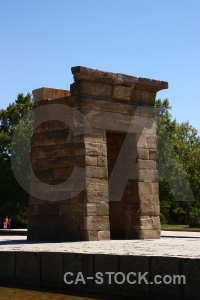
[106,131,127,239]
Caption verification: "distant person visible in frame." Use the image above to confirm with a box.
[8,218,11,230]
[3,216,8,229]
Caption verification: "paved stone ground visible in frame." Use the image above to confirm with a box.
[0,231,199,258]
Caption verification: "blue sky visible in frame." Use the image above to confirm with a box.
[0,0,200,133]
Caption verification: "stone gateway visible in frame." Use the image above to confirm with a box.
[28,66,168,241]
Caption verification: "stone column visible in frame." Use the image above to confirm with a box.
[76,129,110,241]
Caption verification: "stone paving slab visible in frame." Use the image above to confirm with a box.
[0,234,199,258]
[161,230,200,238]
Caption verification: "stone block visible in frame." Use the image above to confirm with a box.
[31,133,41,147]
[28,204,39,216]
[0,252,15,280]
[97,203,109,216]
[28,195,46,204]
[75,155,85,166]
[29,203,60,216]
[149,149,157,160]
[80,216,110,231]
[182,258,200,299]
[84,230,98,241]
[32,144,73,159]
[86,179,108,193]
[63,216,80,230]
[85,142,107,157]
[49,180,74,192]
[84,129,106,143]
[68,193,81,203]
[120,255,150,295]
[113,85,131,100]
[85,156,97,166]
[72,66,167,91]
[147,136,157,149]
[82,81,113,98]
[49,156,75,168]
[83,109,134,134]
[136,203,160,216]
[140,216,160,230]
[28,229,63,240]
[63,253,93,287]
[41,252,63,286]
[56,145,74,157]
[138,182,159,195]
[136,133,148,148]
[133,229,160,239]
[132,216,153,230]
[59,204,80,216]
[40,130,70,146]
[131,89,156,105]
[31,158,49,170]
[38,132,56,146]
[80,190,109,204]
[48,120,68,131]
[139,194,159,204]
[81,96,136,115]
[97,156,107,167]
[132,216,160,230]
[37,215,64,230]
[72,177,87,192]
[60,230,85,241]
[34,121,49,133]
[33,87,70,102]
[33,169,54,182]
[31,147,45,160]
[98,230,110,240]
[150,257,182,299]
[152,216,161,229]
[138,169,158,182]
[75,147,85,156]
[59,203,97,217]
[94,254,119,290]
[82,203,97,216]
[137,147,149,160]
[15,252,40,283]
[54,167,73,180]
[86,166,108,179]
[137,159,157,169]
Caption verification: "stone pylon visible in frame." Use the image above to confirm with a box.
[27,66,168,241]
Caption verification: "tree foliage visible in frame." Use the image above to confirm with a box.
[0,93,33,225]
[156,99,200,226]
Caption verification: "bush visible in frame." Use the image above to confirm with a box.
[160,212,168,224]
[188,207,200,228]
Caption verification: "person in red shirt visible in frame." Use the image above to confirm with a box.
[3,216,8,229]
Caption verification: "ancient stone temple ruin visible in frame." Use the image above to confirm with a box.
[28,66,168,241]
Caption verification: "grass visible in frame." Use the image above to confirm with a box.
[161,224,200,231]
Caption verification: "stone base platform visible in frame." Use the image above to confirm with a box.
[0,235,199,299]
[0,229,27,236]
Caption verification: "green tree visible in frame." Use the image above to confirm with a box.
[156,99,200,226]
[0,93,33,226]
